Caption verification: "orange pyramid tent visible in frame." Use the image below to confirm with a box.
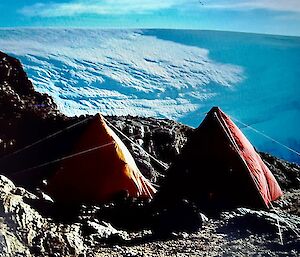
[155,107,282,211]
[45,113,156,203]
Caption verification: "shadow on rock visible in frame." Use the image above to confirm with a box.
[151,199,203,238]
[217,212,278,239]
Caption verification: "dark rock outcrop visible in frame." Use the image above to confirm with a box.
[260,152,300,191]
[0,51,77,158]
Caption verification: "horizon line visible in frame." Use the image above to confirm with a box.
[0,26,299,38]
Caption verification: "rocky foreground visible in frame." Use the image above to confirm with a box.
[0,51,299,256]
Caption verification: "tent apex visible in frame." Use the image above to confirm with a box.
[209,106,221,114]
[94,113,103,119]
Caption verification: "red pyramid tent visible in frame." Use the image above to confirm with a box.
[155,107,282,210]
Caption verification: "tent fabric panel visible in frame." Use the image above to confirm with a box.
[218,109,283,207]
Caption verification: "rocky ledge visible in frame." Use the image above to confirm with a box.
[0,51,299,256]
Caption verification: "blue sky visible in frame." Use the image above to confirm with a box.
[1,0,300,36]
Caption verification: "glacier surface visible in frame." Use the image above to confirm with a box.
[0,29,299,163]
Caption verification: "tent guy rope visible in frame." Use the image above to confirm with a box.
[11,142,115,177]
[103,117,169,170]
[6,118,165,185]
[269,203,300,238]
[0,114,169,172]
[1,110,298,177]
[230,116,300,157]
[0,116,92,162]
